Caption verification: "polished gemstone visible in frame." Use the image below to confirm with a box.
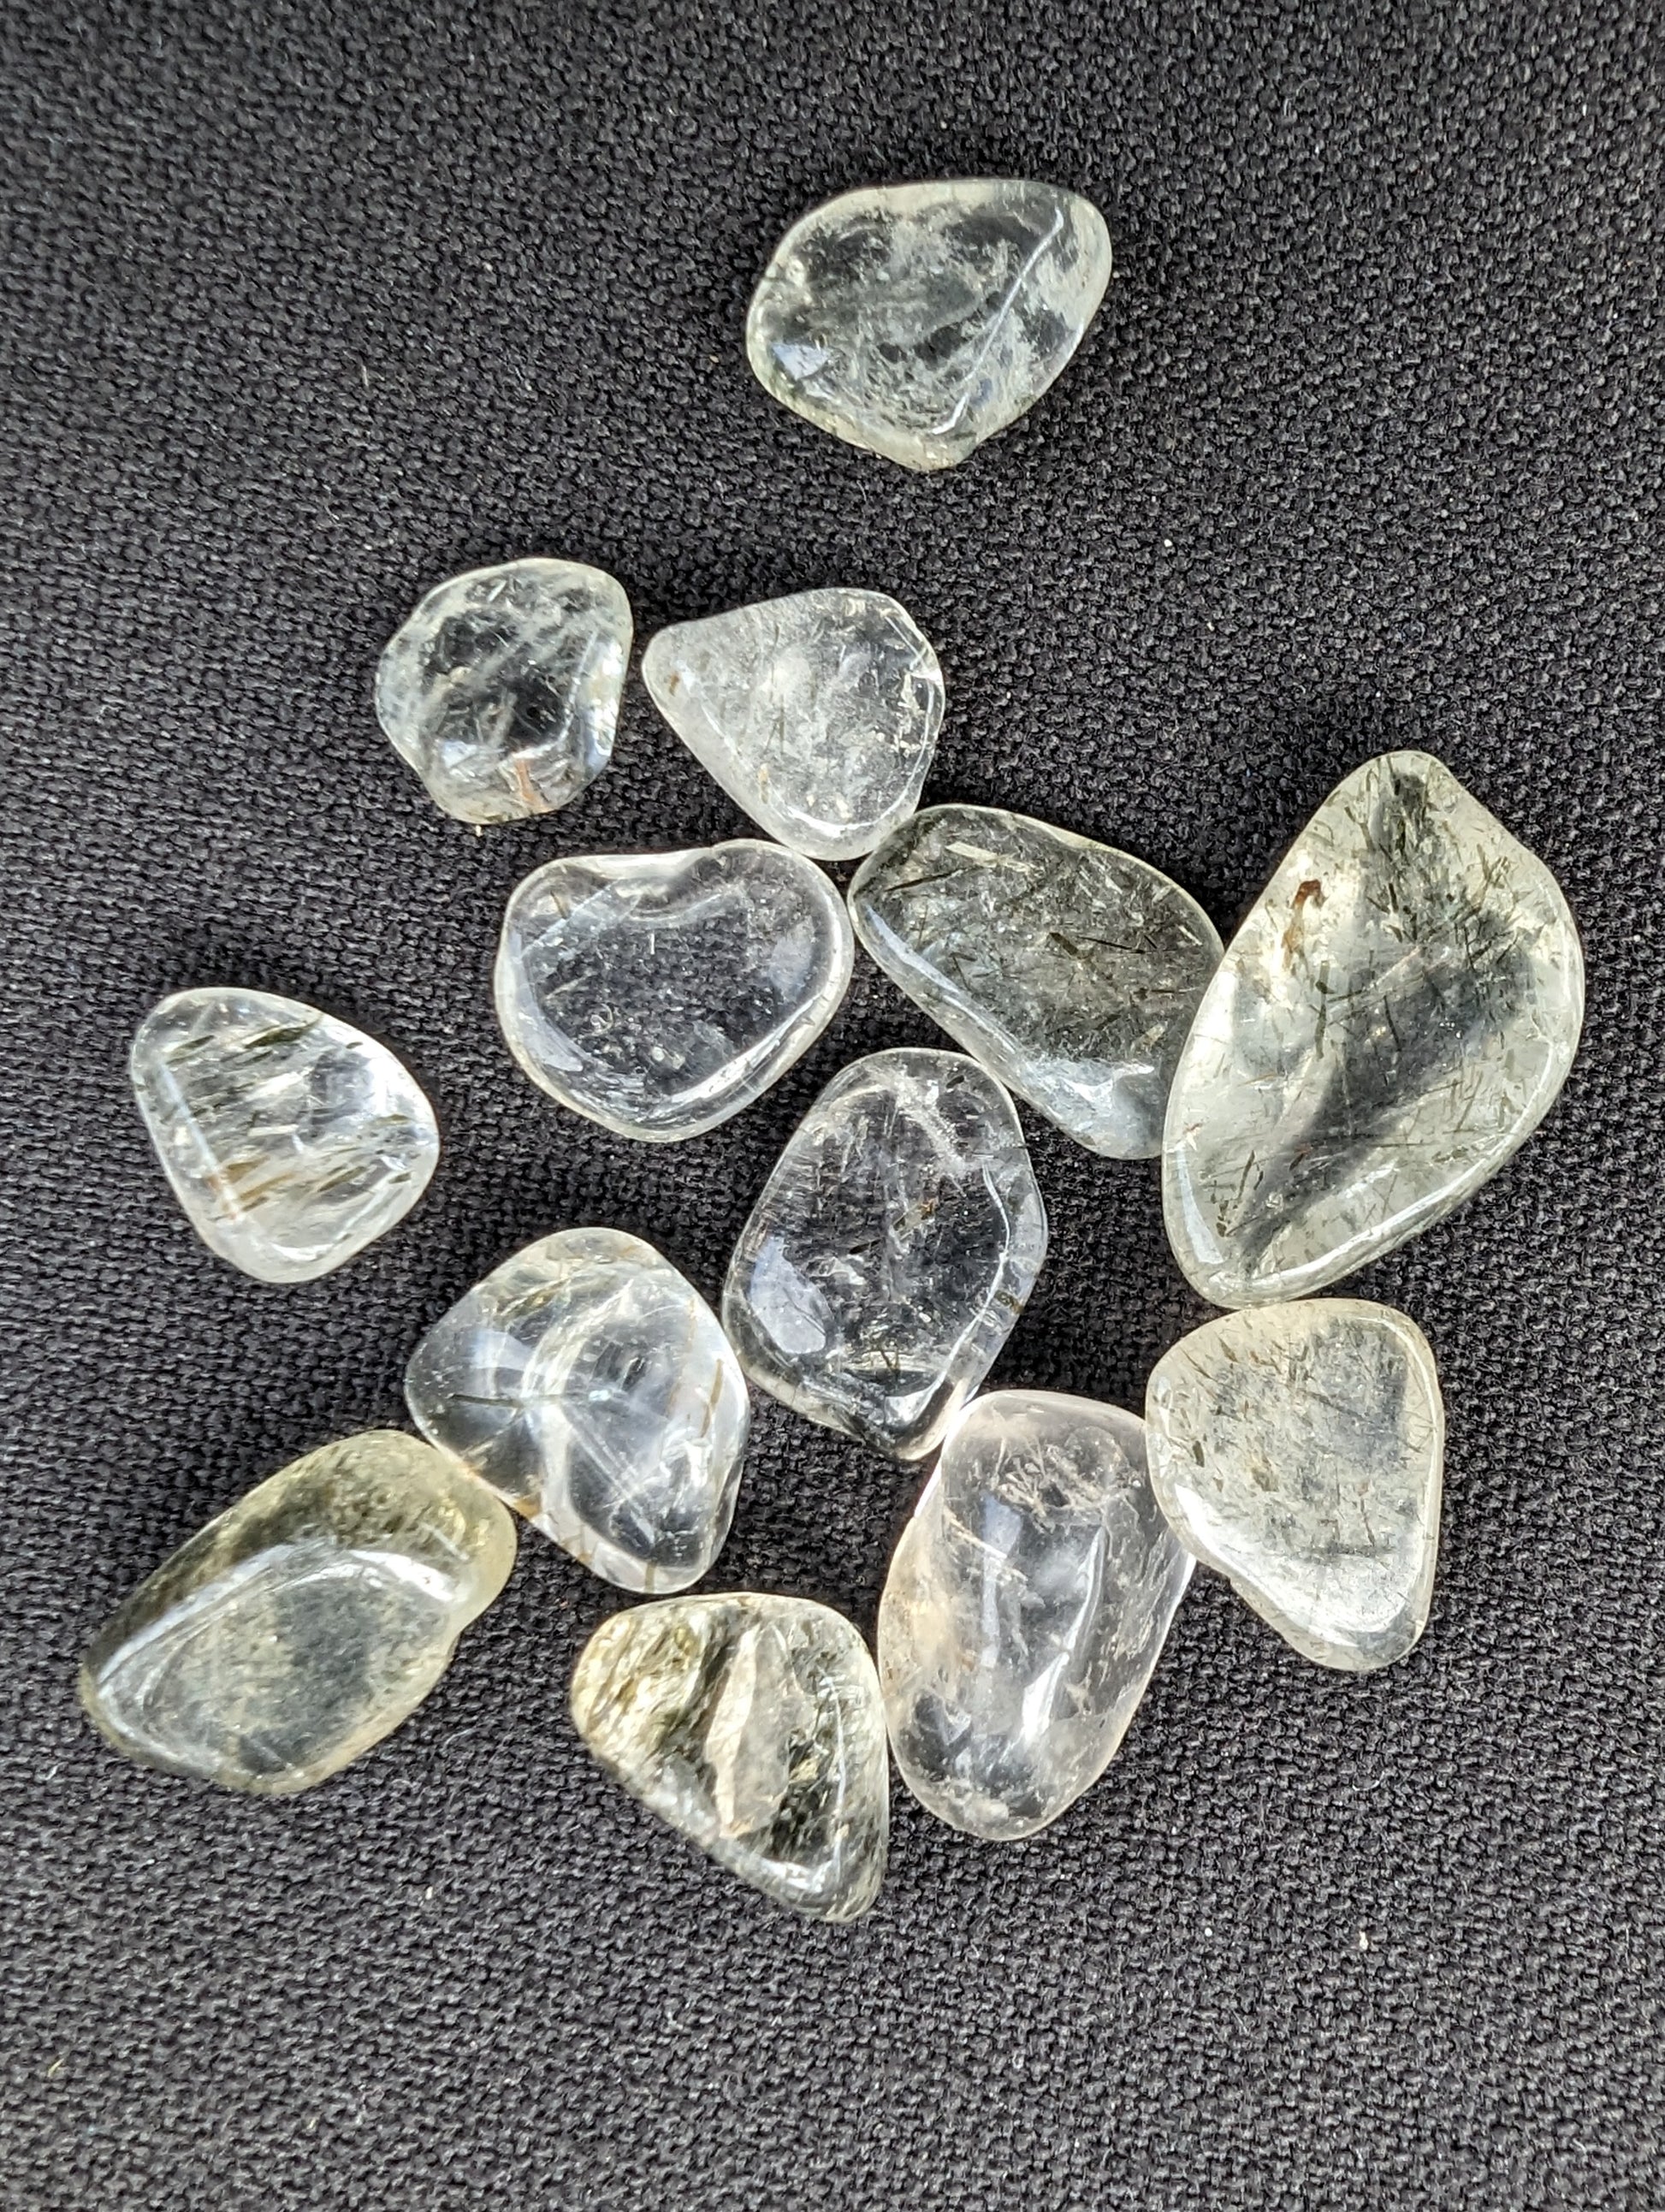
[642,589,943,861]
[130,987,440,1284]
[571,1593,887,1921]
[406,1229,749,1592]
[1164,750,1585,1306]
[1145,1301,1443,1672]
[722,1050,1046,1459]
[850,804,1222,1159]
[747,178,1111,471]
[376,557,630,824]
[495,840,854,1142]
[80,1432,516,1794]
[879,1391,1191,1840]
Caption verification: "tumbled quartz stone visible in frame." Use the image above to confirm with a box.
[642,590,944,862]
[1145,1301,1444,1673]
[850,804,1223,1159]
[80,1432,516,1794]
[1164,750,1585,1307]
[571,1593,887,1922]
[722,1050,1047,1460]
[130,987,440,1284]
[880,1391,1192,1841]
[747,178,1111,472]
[375,557,630,824]
[406,1229,750,1593]
[495,840,854,1142]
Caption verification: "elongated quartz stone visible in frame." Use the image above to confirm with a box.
[850,804,1222,1158]
[879,1391,1192,1839]
[376,557,631,824]
[571,1593,888,1921]
[80,1432,516,1794]
[406,1229,750,1592]
[1163,750,1584,1306]
[130,987,440,1284]
[722,1049,1047,1460]
[747,179,1111,471]
[495,841,854,1142]
[642,589,943,861]
[1145,1301,1444,1672]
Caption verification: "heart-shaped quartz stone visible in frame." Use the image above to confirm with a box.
[495,840,853,1142]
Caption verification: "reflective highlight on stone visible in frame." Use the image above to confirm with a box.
[80,1432,516,1794]
[850,804,1222,1159]
[571,1593,887,1921]
[495,841,854,1142]
[130,988,440,1284]
[879,1391,1191,1840]
[1164,751,1585,1306]
[642,589,943,862]
[722,1050,1046,1460]
[376,557,630,824]
[406,1229,749,1592]
[747,178,1112,471]
[1145,1301,1443,1673]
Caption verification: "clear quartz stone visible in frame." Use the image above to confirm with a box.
[406,1229,750,1593]
[375,557,630,825]
[850,804,1223,1159]
[722,1049,1047,1460]
[642,589,943,861]
[746,178,1112,471]
[571,1592,888,1922]
[130,987,440,1284]
[494,840,854,1142]
[1145,1300,1444,1673]
[879,1391,1192,1840]
[80,1432,516,1794]
[1163,750,1585,1306]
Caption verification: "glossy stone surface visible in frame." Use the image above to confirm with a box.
[1164,750,1585,1306]
[642,589,943,861]
[1145,1301,1443,1672]
[747,178,1111,471]
[879,1391,1191,1840]
[80,1432,516,1794]
[130,987,440,1284]
[722,1050,1046,1460]
[571,1593,887,1922]
[850,804,1223,1159]
[495,841,854,1142]
[376,557,630,824]
[406,1229,749,1592]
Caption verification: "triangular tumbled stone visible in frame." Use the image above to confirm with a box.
[746,179,1111,471]
[571,1593,888,1921]
[1163,751,1584,1306]
[1145,1301,1444,1672]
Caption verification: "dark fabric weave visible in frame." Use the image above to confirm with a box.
[3,2,1662,2204]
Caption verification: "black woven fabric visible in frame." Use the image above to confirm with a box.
[4,2,1663,2204]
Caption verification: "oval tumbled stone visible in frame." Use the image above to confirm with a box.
[80,1432,516,1794]
[643,588,943,861]
[406,1228,750,1593]
[376,556,631,825]
[880,1391,1192,1840]
[572,1593,888,1922]
[722,1049,1047,1460]
[747,178,1111,471]
[495,841,854,1142]
[850,804,1223,1159]
[1163,750,1585,1306]
[130,987,440,1284]
[1145,1301,1444,1673]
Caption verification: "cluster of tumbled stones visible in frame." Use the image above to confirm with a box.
[86,177,1585,1925]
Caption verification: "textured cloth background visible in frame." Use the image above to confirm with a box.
[3,2,1663,2205]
